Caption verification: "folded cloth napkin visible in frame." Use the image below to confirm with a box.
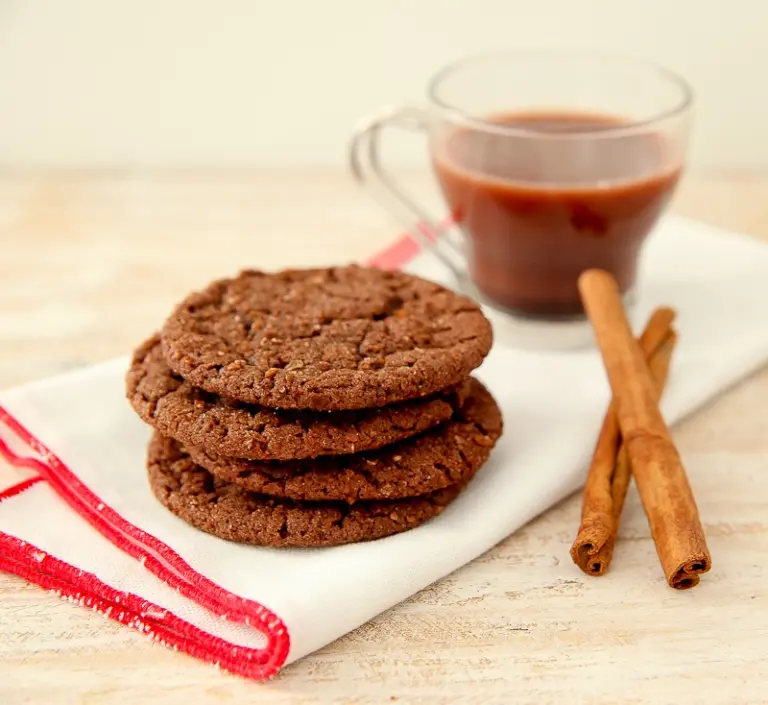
[2,215,768,679]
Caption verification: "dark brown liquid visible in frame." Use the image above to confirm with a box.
[432,111,681,316]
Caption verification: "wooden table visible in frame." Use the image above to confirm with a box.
[2,171,768,704]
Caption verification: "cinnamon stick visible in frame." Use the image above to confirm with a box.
[608,332,678,551]
[578,269,711,589]
[570,309,677,576]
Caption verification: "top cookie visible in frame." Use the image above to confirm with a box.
[161,265,493,410]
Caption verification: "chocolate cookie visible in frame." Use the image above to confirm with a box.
[127,335,467,460]
[161,265,493,410]
[183,378,502,502]
[148,433,481,547]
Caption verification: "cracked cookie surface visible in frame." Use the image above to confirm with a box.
[127,335,468,460]
[160,265,493,410]
[147,432,486,547]
[184,378,502,502]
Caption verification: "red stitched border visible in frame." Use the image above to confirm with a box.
[0,476,43,502]
[0,533,278,677]
[0,230,425,680]
[0,418,288,632]
[0,395,288,679]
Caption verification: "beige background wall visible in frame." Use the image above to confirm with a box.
[1,0,764,169]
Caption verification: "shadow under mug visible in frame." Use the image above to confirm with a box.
[350,51,693,334]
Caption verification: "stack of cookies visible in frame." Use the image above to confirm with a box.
[126,265,502,548]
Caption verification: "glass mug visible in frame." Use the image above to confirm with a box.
[350,51,692,338]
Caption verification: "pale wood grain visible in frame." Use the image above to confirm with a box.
[2,170,768,705]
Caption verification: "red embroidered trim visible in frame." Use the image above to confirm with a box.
[0,410,288,679]
[0,476,43,502]
[0,230,425,679]
[0,533,278,677]
[368,218,446,269]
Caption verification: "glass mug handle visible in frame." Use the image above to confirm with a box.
[349,105,466,281]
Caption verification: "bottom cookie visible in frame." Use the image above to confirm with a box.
[148,433,481,548]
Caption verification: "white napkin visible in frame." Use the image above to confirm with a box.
[1,215,767,679]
